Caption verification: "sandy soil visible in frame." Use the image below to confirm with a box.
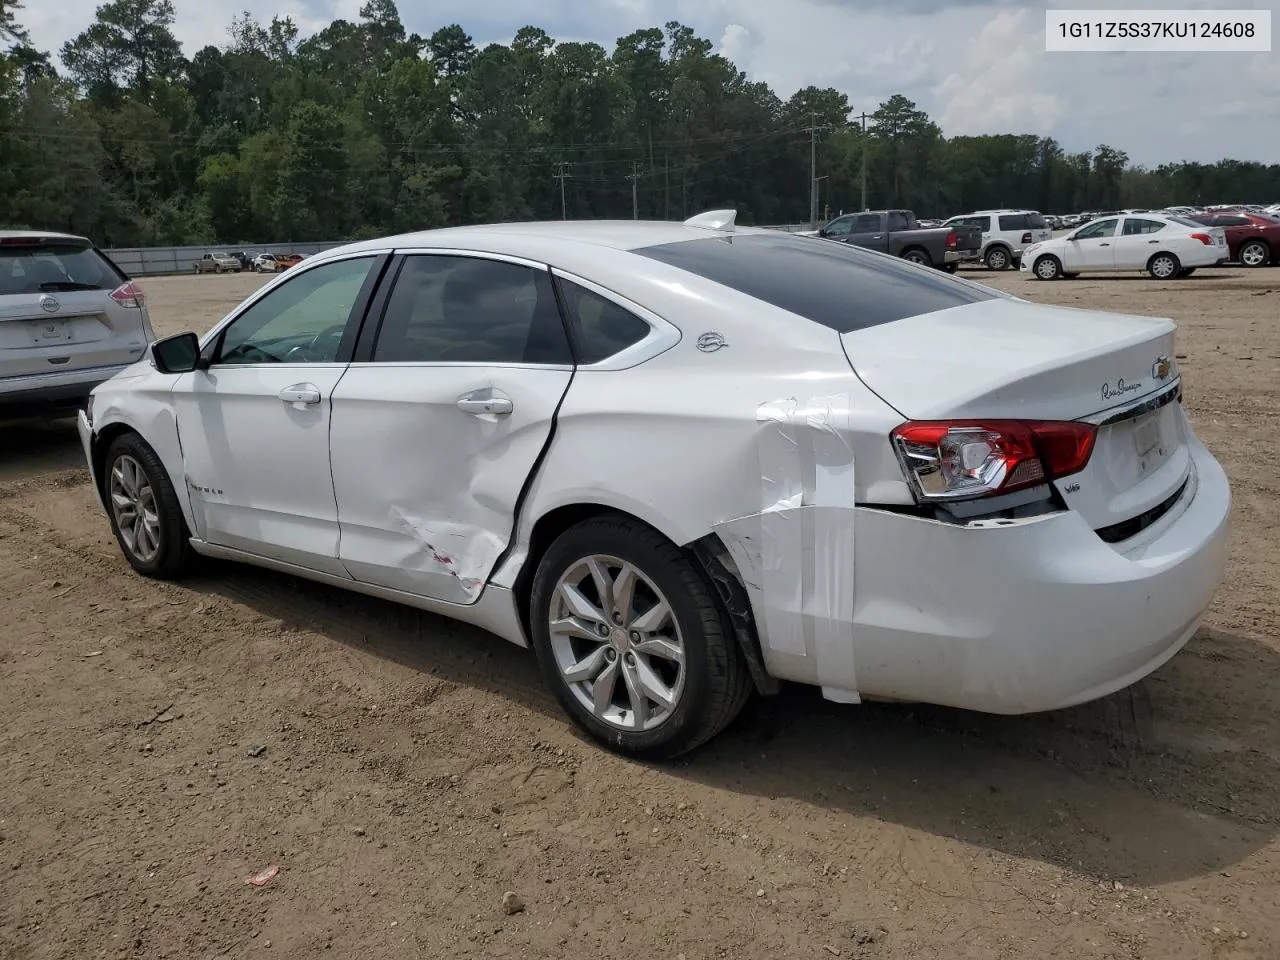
[2,266,1279,960]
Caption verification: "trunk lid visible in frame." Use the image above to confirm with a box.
[841,297,1189,532]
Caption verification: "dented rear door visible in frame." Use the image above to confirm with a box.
[328,251,574,605]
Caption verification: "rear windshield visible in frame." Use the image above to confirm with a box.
[634,233,998,334]
[0,242,124,296]
[1169,215,1206,228]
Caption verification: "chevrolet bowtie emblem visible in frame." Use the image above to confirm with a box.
[1152,355,1172,380]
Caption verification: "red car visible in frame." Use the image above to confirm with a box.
[1188,211,1280,268]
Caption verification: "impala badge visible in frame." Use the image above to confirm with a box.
[696,332,728,353]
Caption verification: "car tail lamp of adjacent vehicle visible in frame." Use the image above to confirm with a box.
[891,420,1097,503]
[945,230,959,249]
[1189,233,1214,246]
[109,281,145,308]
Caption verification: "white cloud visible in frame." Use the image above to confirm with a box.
[932,8,1066,135]
[717,23,751,63]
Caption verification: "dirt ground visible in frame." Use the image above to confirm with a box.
[2,265,1278,960]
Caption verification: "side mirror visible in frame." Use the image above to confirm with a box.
[152,331,201,374]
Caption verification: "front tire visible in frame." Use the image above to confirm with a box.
[1238,239,1270,268]
[103,433,194,580]
[529,516,751,759]
[1033,254,1062,280]
[1148,252,1181,279]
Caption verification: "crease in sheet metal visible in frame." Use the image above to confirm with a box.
[714,393,859,700]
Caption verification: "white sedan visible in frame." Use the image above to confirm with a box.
[77,212,1231,758]
[1021,213,1228,280]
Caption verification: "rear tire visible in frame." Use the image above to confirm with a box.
[1148,252,1181,279]
[1033,255,1062,280]
[984,246,1012,271]
[102,433,194,580]
[1178,267,1197,278]
[901,247,932,267]
[529,516,751,759]
[1238,239,1270,268]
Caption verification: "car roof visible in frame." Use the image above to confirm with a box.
[327,220,780,259]
[0,229,91,243]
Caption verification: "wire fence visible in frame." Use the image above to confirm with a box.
[105,225,815,277]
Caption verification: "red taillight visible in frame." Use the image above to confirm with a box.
[110,281,145,308]
[890,419,1097,503]
[1189,232,1214,245]
[945,230,958,249]
[1021,231,1032,243]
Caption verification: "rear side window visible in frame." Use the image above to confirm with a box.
[633,233,998,334]
[0,242,124,296]
[886,211,911,231]
[1122,218,1166,235]
[372,255,572,365]
[555,278,651,364]
[998,214,1028,231]
[1024,213,1049,229]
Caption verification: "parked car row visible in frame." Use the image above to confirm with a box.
[192,251,308,275]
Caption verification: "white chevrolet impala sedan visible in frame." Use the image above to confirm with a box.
[78,211,1231,758]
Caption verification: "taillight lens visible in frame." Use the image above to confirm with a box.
[110,281,145,308]
[1189,232,1213,245]
[1021,231,1032,243]
[890,419,1096,503]
[945,230,958,248]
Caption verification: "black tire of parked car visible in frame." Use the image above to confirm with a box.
[528,515,752,759]
[1238,239,1270,269]
[900,247,933,267]
[1147,252,1182,280]
[102,432,195,580]
[1178,268,1197,278]
[984,246,1012,271]
[1033,254,1063,280]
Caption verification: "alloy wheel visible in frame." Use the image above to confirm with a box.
[108,454,161,563]
[1240,242,1268,268]
[548,555,686,732]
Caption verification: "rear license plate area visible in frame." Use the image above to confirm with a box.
[1129,408,1170,475]
[27,319,72,344]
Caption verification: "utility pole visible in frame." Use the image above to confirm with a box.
[803,112,827,230]
[858,112,870,211]
[628,160,640,220]
[554,162,569,220]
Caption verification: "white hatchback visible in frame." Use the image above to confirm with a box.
[78,212,1231,759]
[1022,214,1228,280]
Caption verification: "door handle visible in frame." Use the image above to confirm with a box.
[279,383,321,405]
[1099,243,1110,247]
[1148,239,1159,243]
[457,395,513,416]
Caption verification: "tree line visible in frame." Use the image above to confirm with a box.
[2,0,1277,247]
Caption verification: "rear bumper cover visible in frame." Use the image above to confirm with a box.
[734,436,1230,715]
[0,364,132,414]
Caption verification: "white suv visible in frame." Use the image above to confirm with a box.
[942,209,1053,271]
[1,231,155,417]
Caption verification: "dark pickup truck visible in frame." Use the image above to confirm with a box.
[814,209,982,271]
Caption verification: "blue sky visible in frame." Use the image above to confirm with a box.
[23,0,1280,167]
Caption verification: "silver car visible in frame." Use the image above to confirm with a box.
[1,230,155,417]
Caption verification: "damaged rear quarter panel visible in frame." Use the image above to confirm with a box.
[514,268,906,692]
